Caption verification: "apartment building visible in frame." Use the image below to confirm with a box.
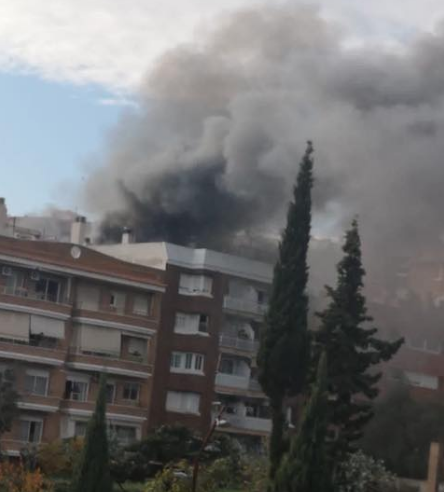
[0,236,164,456]
[96,241,273,444]
[368,246,444,401]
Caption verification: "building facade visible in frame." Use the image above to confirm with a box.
[97,242,274,443]
[0,236,164,455]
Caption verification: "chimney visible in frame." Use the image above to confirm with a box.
[71,216,87,244]
[122,227,134,245]
[0,198,7,235]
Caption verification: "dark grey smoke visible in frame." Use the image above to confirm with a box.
[85,5,444,267]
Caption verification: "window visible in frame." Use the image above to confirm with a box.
[133,295,152,315]
[170,352,205,374]
[24,370,48,396]
[198,315,208,333]
[110,291,126,314]
[174,313,209,335]
[179,274,212,296]
[65,379,89,401]
[106,383,115,404]
[35,276,61,302]
[109,424,137,445]
[127,337,147,360]
[166,391,200,415]
[19,419,43,443]
[123,383,140,402]
[74,421,88,438]
[219,358,235,374]
[256,290,268,305]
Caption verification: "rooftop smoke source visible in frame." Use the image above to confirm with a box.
[85,5,444,263]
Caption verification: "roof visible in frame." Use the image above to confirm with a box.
[96,242,273,284]
[0,236,165,292]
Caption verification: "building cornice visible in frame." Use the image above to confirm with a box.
[0,253,165,293]
[66,361,151,379]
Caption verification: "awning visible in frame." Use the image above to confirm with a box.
[79,325,121,355]
[30,315,65,339]
[0,311,29,341]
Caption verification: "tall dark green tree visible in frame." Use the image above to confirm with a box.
[316,220,403,462]
[0,369,18,437]
[71,374,112,492]
[258,141,314,479]
[275,353,331,492]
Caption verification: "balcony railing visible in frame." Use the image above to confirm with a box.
[223,296,267,316]
[223,415,271,433]
[248,378,263,392]
[69,347,149,365]
[215,372,250,390]
[3,286,69,305]
[0,335,64,352]
[219,334,258,352]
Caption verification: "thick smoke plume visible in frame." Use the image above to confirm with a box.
[86,4,444,268]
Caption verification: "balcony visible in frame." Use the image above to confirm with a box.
[221,414,271,434]
[3,286,69,305]
[215,372,250,390]
[219,334,258,353]
[73,302,157,330]
[0,337,66,365]
[0,287,72,317]
[67,348,152,378]
[248,378,263,392]
[223,296,267,317]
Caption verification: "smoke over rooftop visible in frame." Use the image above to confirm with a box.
[85,5,444,264]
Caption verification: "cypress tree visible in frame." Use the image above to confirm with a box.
[0,369,18,437]
[257,141,314,479]
[275,353,331,492]
[316,220,403,462]
[71,373,112,492]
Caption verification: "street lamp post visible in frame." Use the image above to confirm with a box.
[191,404,226,492]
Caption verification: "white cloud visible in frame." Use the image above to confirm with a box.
[0,0,442,92]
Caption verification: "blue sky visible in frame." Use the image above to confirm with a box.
[0,73,124,216]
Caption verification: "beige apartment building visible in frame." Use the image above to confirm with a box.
[0,236,164,455]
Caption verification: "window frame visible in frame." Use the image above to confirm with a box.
[170,352,205,375]
[24,370,49,397]
[19,417,43,444]
[122,382,140,402]
[65,378,89,402]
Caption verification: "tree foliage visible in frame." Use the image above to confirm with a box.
[70,374,112,492]
[275,353,332,492]
[0,461,52,492]
[336,451,396,492]
[37,439,83,477]
[111,425,238,485]
[258,141,314,478]
[316,220,403,460]
[0,368,18,436]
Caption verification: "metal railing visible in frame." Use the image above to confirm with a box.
[69,347,149,365]
[219,334,258,352]
[215,373,250,390]
[0,335,63,353]
[248,378,263,392]
[3,286,69,305]
[223,296,267,316]
[226,415,271,432]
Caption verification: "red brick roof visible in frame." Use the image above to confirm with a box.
[0,236,164,287]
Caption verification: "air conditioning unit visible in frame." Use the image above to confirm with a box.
[30,270,40,281]
[1,266,12,276]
